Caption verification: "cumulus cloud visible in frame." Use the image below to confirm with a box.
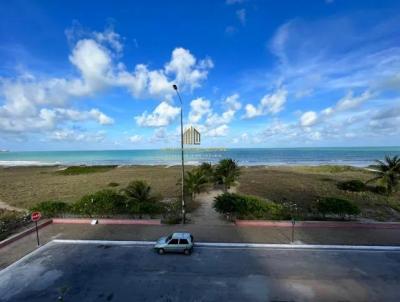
[165,48,213,91]
[185,94,242,138]
[205,94,241,126]
[49,129,106,142]
[135,101,180,127]
[207,124,229,137]
[300,111,318,127]
[244,88,287,119]
[129,134,142,143]
[0,27,212,138]
[189,98,211,123]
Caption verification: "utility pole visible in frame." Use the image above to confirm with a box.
[173,84,185,224]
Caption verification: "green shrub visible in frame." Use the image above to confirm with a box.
[213,192,237,214]
[198,162,214,181]
[108,182,120,187]
[213,159,241,192]
[0,209,30,240]
[370,185,387,195]
[122,180,164,215]
[56,165,117,175]
[316,197,360,218]
[161,200,181,224]
[72,189,126,217]
[213,193,284,219]
[337,180,366,192]
[31,201,71,218]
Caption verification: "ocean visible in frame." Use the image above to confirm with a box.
[0,147,399,167]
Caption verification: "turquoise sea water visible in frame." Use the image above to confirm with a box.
[0,147,399,167]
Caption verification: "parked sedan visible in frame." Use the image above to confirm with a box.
[154,232,194,255]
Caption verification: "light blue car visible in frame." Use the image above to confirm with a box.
[154,232,194,255]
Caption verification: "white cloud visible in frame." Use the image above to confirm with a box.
[93,28,123,53]
[54,108,114,125]
[300,111,318,127]
[88,109,114,125]
[244,88,287,119]
[135,101,180,127]
[260,89,287,114]
[236,9,246,25]
[129,134,142,143]
[189,98,211,123]
[224,93,242,111]
[331,90,373,113]
[244,104,260,118]
[50,129,106,142]
[69,39,112,92]
[0,27,213,139]
[165,48,213,91]
[298,90,373,128]
[186,94,241,138]
[206,124,229,137]
[205,94,242,126]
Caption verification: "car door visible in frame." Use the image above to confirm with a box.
[179,238,189,250]
[166,238,179,252]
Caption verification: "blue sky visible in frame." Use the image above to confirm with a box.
[0,0,400,150]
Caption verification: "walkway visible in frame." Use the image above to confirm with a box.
[189,189,232,226]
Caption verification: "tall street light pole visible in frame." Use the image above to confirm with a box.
[173,84,185,224]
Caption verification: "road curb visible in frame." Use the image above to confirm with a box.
[235,220,400,228]
[0,219,53,249]
[52,218,162,225]
[52,239,400,251]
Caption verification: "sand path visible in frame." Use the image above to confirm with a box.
[0,199,25,212]
[190,189,233,225]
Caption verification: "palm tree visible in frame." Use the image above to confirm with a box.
[214,158,241,192]
[198,162,214,181]
[123,180,158,203]
[367,155,400,195]
[184,169,208,202]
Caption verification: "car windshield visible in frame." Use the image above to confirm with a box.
[165,235,172,242]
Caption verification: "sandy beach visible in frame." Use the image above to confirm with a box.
[0,164,399,221]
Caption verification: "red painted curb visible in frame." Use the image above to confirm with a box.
[0,219,53,249]
[52,218,161,225]
[235,220,400,229]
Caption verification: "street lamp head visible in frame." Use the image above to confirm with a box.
[172,84,178,90]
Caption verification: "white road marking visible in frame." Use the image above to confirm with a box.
[52,239,400,251]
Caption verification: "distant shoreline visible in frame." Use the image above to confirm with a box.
[0,147,398,168]
[0,162,371,168]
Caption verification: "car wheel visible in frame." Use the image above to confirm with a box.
[184,249,191,255]
[158,248,165,255]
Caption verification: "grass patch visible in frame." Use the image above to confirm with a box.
[238,166,400,221]
[56,165,117,175]
[294,165,363,173]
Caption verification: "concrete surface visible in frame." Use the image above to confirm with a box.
[1,241,400,302]
[1,223,400,270]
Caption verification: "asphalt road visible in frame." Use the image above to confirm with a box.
[1,241,400,302]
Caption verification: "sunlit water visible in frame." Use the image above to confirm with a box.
[1,147,399,167]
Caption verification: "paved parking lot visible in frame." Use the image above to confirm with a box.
[1,241,400,302]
